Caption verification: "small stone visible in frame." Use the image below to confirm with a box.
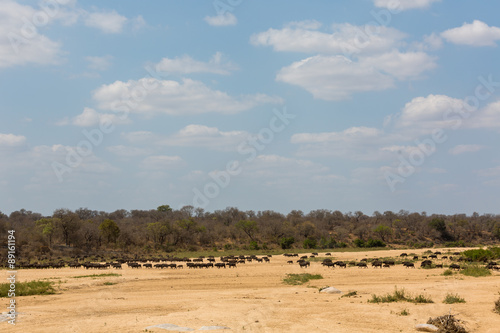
[415,323,439,332]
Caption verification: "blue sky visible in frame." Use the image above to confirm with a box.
[1,0,500,216]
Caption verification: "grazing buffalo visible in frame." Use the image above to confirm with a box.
[356,262,368,268]
[371,261,382,268]
[299,261,311,268]
[403,262,415,268]
[334,261,347,268]
[450,264,461,270]
[421,260,433,268]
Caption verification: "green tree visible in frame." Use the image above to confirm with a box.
[373,225,392,242]
[35,218,56,247]
[147,221,170,245]
[99,219,120,244]
[157,205,172,212]
[429,218,453,241]
[236,220,258,241]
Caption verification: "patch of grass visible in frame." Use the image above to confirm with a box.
[413,294,434,304]
[282,273,323,285]
[443,293,466,304]
[0,280,55,297]
[398,308,410,316]
[369,287,433,304]
[495,296,500,314]
[341,291,358,298]
[72,273,121,279]
[103,282,117,286]
[460,265,492,277]
[442,269,454,276]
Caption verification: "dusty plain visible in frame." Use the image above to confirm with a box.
[1,247,500,333]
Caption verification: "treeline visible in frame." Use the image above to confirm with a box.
[1,206,500,258]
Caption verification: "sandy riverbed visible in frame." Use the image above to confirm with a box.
[1,248,500,332]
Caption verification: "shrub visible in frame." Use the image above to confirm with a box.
[249,241,260,251]
[369,287,433,304]
[462,249,493,262]
[398,309,410,316]
[494,296,500,314]
[0,280,55,297]
[460,265,492,277]
[365,239,386,248]
[303,237,317,249]
[280,237,295,250]
[341,291,357,298]
[282,273,323,285]
[442,269,453,276]
[443,293,466,304]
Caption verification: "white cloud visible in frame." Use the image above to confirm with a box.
[154,52,237,75]
[86,55,113,71]
[362,50,436,80]
[441,20,500,47]
[276,52,435,101]
[0,133,26,146]
[449,144,485,155]
[93,78,282,115]
[251,23,406,55]
[374,0,441,11]
[241,155,333,188]
[277,55,393,100]
[106,145,154,157]
[204,12,237,26]
[58,107,130,127]
[392,94,468,134]
[84,10,128,34]
[291,126,392,160]
[122,131,156,144]
[411,33,443,51]
[160,125,249,151]
[0,0,63,68]
[132,15,147,32]
[140,155,184,170]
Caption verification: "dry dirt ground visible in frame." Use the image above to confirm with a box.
[2,248,500,333]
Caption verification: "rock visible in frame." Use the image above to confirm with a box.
[198,326,231,330]
[146,323,195,331]
[415,323,439,332]
[320,287,342,294]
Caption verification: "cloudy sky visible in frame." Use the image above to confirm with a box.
[1,0,500,216]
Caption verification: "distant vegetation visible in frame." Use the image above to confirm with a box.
[1,206,500,260]
[369,287,433,304]
[282,273,323,285]
[443,293,466,304]
[0,280,55,297]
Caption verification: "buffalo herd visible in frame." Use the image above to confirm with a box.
[3,250,500,273]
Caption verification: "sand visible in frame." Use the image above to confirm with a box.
[1,248,500,332]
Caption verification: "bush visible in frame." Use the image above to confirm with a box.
[353,238,365,248]
[460,265,492,277]
[303,237,317,249]
[443,293,466,304]
[365,239,386,248]
[280,237,295,250]
[249,241,260,251]
[354,238,386,248]
[442,269,454,276]
[282,273,323,285]
[0,280,55,297]
[444,240,468,247]
[461,247,500,262]
[495,296,500,314]
[369,287,433,304]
